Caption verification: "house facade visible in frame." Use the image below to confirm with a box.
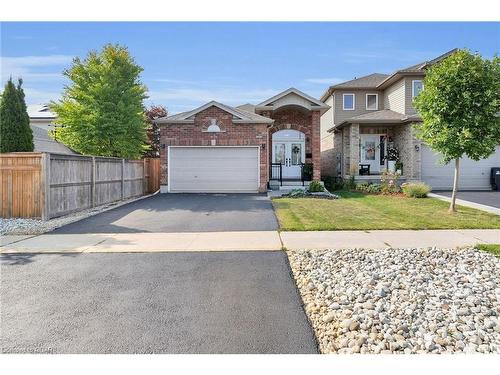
[28,104,77,155]
[156,88,329,193]
[321,49,499,190]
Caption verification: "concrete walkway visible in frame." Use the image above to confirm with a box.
[0,231,282,253]
[280,229,500,250]
[2,229,499,253]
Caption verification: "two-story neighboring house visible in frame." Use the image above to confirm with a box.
[320,49,499,190]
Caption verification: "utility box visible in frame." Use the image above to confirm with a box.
[491,167,500,191]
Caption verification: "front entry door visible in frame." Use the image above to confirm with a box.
[360,134,381,173]
[273,142,304,179]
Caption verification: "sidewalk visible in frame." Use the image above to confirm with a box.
[280,229,500,250]
[1,229,499,253]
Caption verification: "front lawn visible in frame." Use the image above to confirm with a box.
[475,244,500,257]
[272,191,500,231]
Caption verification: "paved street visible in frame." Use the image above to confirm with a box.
[1,251,317,354]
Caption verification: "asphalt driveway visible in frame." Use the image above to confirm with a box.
[53,193,278,234]
[436,191,500,209]
[1,251,317,354]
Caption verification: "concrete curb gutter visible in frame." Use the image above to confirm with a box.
[428,193,500,216]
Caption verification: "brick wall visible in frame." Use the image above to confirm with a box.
[159,106,269,192]
[267,108,322,181]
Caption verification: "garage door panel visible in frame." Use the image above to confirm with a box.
[169,147,260,193]
[421,145,500,190]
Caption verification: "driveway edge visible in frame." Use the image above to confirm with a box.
[428,193,500,215]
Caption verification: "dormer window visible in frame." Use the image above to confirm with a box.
[366,94,378,110]
[343,93,355,110]
[412,80,424,98]
[206,119,221,133]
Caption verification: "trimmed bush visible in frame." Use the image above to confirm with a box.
[356,183,382,194]
[322,176,343,192]
[308,180,324,192]
[401,182,431,198]
[343,175,356,190]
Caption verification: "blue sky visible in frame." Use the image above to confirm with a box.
[1,22,498,113]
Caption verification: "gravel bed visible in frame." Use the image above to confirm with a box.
[0,193,156,235]
[287,247,500,354]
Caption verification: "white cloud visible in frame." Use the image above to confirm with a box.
[304,77,345,84]
[0,54,73,82]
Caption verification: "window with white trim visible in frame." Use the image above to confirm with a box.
[412,80,424,98]
[366,94,378,110]
[343,93,355,110]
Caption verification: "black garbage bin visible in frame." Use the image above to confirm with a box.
[491,167,500,190]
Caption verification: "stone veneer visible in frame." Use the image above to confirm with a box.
[332,123,421,179]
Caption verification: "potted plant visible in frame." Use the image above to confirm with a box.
[385,145,400,173]
[395,161,403,175]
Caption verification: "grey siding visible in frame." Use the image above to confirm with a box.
[383,78,405,114]
[404,76,424,115]
[333,90,384,126]
[320,96,335,176]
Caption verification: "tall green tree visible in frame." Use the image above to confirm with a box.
[51,44,149,158]
[414,49,500,212]
[0,78,34,153]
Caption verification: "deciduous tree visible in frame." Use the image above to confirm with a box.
[414,50,500,212]
[51,44,148,158]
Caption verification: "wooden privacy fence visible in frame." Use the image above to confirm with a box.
[0,153,160,220]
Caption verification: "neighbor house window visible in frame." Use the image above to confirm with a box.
[343,93,355,110]
[366,94,378,110]
[412,80,424,98]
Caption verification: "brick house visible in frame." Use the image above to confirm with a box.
[156,88,329,193]
[320,49,500,190]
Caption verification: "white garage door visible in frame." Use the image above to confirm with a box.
[421,145,500,190]
[168,146,260,193]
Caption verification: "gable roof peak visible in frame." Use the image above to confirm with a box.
[155,100,274,124]
[257,87,329,111]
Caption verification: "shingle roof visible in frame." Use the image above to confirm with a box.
[156,101,274,124]
[328,109,422,131]
[320,74,389,101]
[28,104,56,119]
[235,103,256,113]
[377,49,458,89]
[329,73,389,89]
[31,125,78,154]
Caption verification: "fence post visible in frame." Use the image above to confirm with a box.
[121,159,125,199]
[143,158,147,194]
[91,156,96,207]
[41,153,51,220]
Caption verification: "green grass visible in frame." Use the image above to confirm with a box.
[272,191,500,231]
[475,244,500,257]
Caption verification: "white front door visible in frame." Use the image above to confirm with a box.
[360,134,381,173]
[272,141,305,179]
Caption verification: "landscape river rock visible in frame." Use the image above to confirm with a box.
[287,247,500,354]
